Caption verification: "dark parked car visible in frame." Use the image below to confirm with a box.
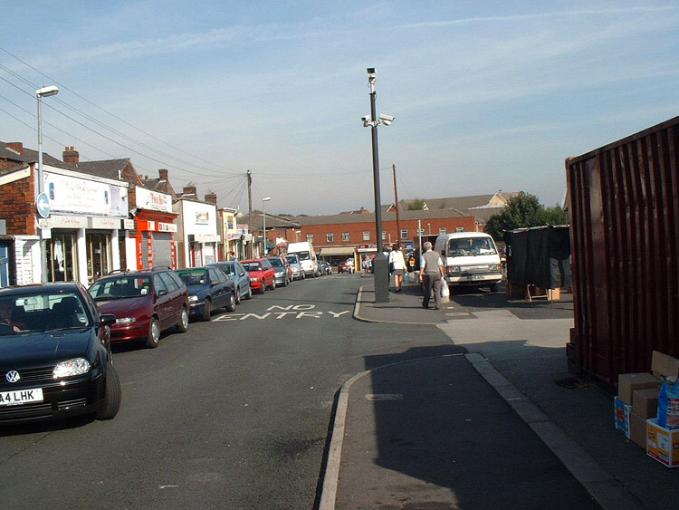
[89,268,189,348]
[0,283,121,423]
[240,259,276,293]
[175,267,236,321]
[208,261,252,303]
[267,257,290,287]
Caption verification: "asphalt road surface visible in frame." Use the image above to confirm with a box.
[0,275,455,510]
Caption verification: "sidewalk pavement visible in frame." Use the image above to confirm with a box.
[323,280,676,510]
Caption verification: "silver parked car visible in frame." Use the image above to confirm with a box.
[285,253,305,280]
[268,257,290,287]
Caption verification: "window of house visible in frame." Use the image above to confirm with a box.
[400,229,408,239]
[362,231,370,241]
[456,226,465,232]
[342,232,350,241]
[326,233,334,243]
[439,227,447,235]
[381,231,387,241]
[307,234,314,242]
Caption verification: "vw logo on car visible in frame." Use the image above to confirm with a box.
[5,370,20,383]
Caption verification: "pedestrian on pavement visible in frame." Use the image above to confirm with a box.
[389,243,406,292]
[419,241,444,309]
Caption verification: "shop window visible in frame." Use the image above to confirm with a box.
[342,232,350,241]
[46,232,78,283]
[362,231,370,241]
[400,229,408,239]
[326,233,334,243]
[86,233,111,283]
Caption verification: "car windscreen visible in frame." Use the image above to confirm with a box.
[0,292,91,335]
[448,237,497,257]
[242,262,261,271]
[89,276,152,300]
[268,258,283,268]
[296,251,310,261]
[286,255,298,264]
[176,269,209,286]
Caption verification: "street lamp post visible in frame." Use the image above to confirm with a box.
[262,196,271,256]
[36,85,59,283]
[363,68,395,303]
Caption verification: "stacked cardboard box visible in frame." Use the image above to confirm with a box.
[613,351,679,467]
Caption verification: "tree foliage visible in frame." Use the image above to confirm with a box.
[484,192,568,240]
[406,199,426,210]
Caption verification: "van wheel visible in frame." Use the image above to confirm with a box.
[96,364,121,420]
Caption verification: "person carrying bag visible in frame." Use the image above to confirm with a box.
[419,241,444,309]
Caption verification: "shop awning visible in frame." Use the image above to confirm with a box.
[319,246,355,256]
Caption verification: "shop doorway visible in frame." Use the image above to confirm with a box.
[86,232,111,283]
[46,231,78,282]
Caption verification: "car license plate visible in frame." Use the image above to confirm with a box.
[471,275,483,280]
[0,388,44,406]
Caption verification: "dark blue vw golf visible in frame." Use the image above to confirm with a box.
[175,267,236,321]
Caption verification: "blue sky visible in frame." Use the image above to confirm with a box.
[2,1,679,214]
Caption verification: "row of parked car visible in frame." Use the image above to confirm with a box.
[0,254,333,425]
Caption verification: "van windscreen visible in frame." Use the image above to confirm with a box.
[297,251,310,261]
[448,237,497,257]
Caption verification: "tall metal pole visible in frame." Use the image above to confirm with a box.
[247,170,253,258]
[367,68,389,302]
[392,163,401,244]
[262,203,266,257]
[37,95,48,283]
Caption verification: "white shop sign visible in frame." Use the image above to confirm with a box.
[181,200,218,235]
[45,171,128,216]
[122,219,135,230]
[135,186,172,213]
[89,217,121,229]
[157,222,177,232]
[39,215,88,229]
[194,234,221,243]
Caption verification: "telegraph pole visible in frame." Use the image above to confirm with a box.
[392,163,401,244]
[247,170,253,258]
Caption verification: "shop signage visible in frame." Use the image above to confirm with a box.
[39,215,88,229]
[194,234,221,243]
[195,211,210,225]
[157,222,177,232]
[226,233,242,241]
[89,217,121,229]
[135,187,172,213]
[122,219,135,230]
[45,171,128,217]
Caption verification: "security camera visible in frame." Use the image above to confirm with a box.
[379,113,395,126]
[361,115,371,122]
[367,67,376,75]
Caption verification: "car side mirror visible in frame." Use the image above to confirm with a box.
[158,289,168,297]
[99,314,116,327]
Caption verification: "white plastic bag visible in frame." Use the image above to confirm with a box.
[440,277,450,303]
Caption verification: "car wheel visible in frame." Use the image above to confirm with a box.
[202,299,212,321]
[245,287,253,300]
[225,293,236,312]
[146,317,161,348]
[177,307,189,333]
[234,287,241,304]
[271,279,276,290]
[96,363,122,420]
[489,284,498,292]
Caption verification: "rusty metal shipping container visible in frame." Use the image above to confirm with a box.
[566,116,679,385]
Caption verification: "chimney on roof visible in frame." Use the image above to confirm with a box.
[5,142,23,155]
[63,146,79,164]
[182,184,197,198]
[158,168,168,181]
[204,192,217,205]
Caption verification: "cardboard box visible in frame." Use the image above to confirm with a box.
[618,372,659,405]
[646,418,679,468]
[632,387,659,419]
[614,397,631,437]
[652,350,679,381]
[629,413,647,448]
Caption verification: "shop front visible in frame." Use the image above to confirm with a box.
[36,166,130,285]
[174,198,220,268]
[131,186,178,269]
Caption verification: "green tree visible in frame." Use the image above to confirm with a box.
[406,199,425,210]
[485,192,565,240]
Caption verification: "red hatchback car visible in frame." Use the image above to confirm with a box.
[240,259,276,293]
[88,268,189,348]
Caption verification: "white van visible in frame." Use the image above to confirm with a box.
[287,241,318,277]
[434,232,503,290]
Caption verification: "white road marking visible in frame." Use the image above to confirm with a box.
[365,394,403,401]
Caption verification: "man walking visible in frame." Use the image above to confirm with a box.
[419,241,444,310]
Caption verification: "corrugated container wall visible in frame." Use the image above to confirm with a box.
[566,116,679,385]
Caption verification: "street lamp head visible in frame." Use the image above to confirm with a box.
[36,85,59,98]
[262,196,271,202]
